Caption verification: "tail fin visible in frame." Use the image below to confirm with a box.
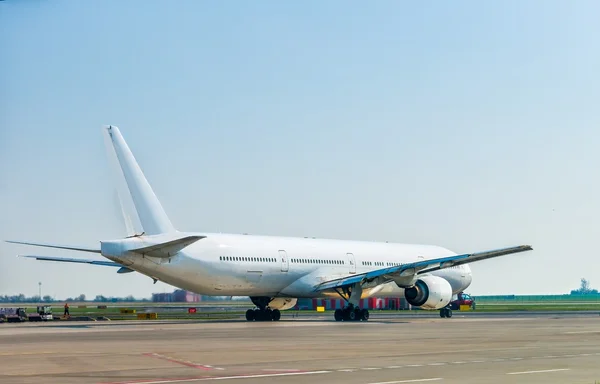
[102,126,176,236]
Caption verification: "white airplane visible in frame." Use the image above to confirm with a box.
[6,126,533,322]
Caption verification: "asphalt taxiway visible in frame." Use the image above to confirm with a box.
[1,312,599,384]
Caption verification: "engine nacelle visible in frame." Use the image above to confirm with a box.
[268,298,297,311]
[404,275,453,310]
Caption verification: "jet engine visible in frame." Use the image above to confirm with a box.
[268,297,297,310]
[404,275,453,310]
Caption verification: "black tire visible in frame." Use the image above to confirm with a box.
[446,309,453,318]
[440,309,447,318]
[264,308,273,321]
[246,309,255,321]
[348,309,357,321]
[334,309,343,322]
[361,309,370,321]
[272,309,281,321]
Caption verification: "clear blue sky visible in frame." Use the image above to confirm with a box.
[1,1,599,299]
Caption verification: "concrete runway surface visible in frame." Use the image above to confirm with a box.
[1,312,599,384]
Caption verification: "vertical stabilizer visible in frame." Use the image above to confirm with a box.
[105,136,143,237]
[102,126,176,235]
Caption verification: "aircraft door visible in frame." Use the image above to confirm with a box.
[346,253,356,274]
[279,250,289,272]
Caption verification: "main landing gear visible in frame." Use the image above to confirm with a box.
[334,304,369,322]
[440,307,453,318]
[332,283,369,322]
[245,296,281,322]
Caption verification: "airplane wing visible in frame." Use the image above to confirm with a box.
[313,245,532,292]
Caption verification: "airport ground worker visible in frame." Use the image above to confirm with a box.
[64,302,70,317]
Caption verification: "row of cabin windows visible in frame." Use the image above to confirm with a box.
[220,256,276,263]
[292,259,345,265]
[219,256,461,270]
[363,261,402,267]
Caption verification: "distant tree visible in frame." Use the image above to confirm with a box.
[571,278,599,295]
[76,294,86,302]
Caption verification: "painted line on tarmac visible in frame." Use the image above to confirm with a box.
[368,379,443,384]
[333,351,600,373]
[102,370,332,384]
[143,353,224,371]
[506,368,571,375]
[260,369,301,372]
[99,350,600,384]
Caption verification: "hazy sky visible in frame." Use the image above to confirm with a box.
[2,1,599,300]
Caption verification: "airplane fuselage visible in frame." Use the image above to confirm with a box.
[104,232,473,299]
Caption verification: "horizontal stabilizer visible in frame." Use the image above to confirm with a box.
[6,240,101,253]
[129,235,205,257]
[20,255,121,267]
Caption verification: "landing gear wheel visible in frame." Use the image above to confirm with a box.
[348,309,357,321]
[264,308,273,321]
[334,309,343,322]
[246,309,255,321]
[272,309,281,321]
[361,309,370,321]
[258,309,270,321]
[440,308,453,318]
